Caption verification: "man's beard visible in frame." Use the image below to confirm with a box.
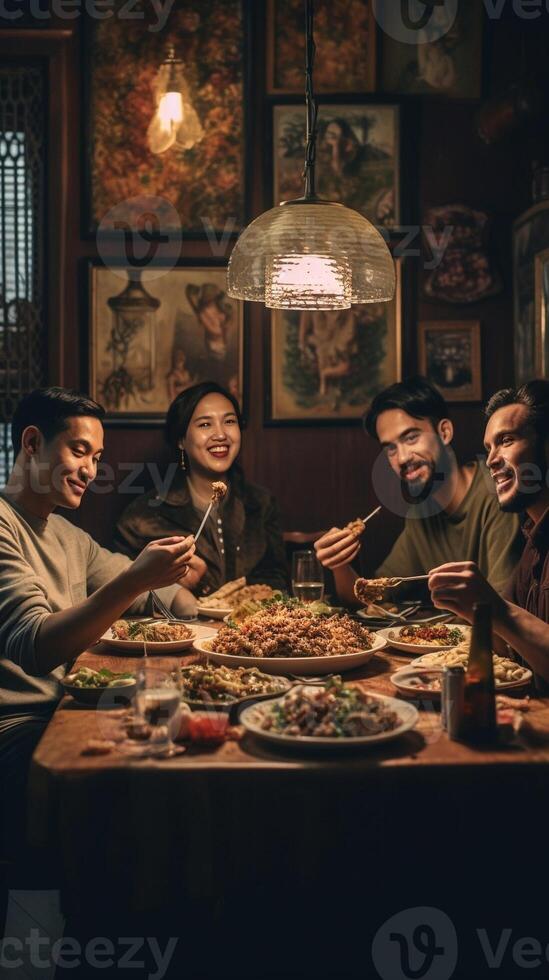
[399,446,453,508]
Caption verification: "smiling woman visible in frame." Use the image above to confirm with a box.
[114,382,289,597]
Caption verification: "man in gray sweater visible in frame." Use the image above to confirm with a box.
[0,387,202,851]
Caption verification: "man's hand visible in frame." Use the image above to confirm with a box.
[428,561,505,623]
[314,527,361,570]
[127,536,196,593]
[178,554,207,591]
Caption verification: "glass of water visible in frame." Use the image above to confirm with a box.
[123,667,182,757]
[291,550,325,603]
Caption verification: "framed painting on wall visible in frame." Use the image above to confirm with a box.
[88,262,245,425]
[535,247,549,377]
[380,2,484,99]
[266,0,376,95]
[265,261,402,425]
[418,321,482,402]
[84,0,247,236]
[513,201,549,385]
[273,103,400,228]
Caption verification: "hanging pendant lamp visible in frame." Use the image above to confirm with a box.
[147,45,204,156]
[227,0,395,310]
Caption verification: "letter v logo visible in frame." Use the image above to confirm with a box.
[373,0,458,44]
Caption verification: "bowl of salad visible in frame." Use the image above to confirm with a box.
[62,666,137,707]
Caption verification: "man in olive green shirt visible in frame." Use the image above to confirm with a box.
[315,378,523,605]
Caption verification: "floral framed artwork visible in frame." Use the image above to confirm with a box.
[88,262,246,425]
[380,3,484,99]
[418,321,482,403]
[266,0,376,95]
[265,261,402,425]
[83,0,248,237]
[273,103,400,228]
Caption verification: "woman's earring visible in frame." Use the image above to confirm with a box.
[179,446,186,471]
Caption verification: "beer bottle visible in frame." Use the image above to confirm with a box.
[463,602,496,743]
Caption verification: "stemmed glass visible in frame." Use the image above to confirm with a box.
[121,667,183,758]
[291,550,325,603]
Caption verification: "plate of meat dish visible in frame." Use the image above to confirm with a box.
[193,599,387,675]
[196,578,283,619]
[376,624,469,655]
[101,619,216,653]
[240,676,419,751]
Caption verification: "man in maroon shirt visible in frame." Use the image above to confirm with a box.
[428,380,549,684]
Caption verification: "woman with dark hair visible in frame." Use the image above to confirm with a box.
[115,382,289,599]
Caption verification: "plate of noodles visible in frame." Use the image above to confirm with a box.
[193,599,387,675]
[101,619,216,653]
[376,624,470,655]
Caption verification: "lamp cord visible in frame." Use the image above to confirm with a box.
[302,0,317,199]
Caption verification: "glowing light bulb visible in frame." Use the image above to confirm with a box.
[147,46,204,156]
[158,91,184,134]
[265,253,352,310]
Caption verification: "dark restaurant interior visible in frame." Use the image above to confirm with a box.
[2,2,549,979]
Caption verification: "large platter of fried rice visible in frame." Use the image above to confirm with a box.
[193,601,387,675]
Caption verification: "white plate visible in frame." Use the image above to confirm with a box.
[101,622,217,653]
[411,655,533,689]
[240,688,419,750]
[376,625,470,655]
[192,633,387,675]
[197,605,233,620]
[391,664,533,698]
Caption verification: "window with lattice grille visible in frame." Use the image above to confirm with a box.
[0,65,46,484]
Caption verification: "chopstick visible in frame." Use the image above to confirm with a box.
[360,505,382,525]
[194,501,213,544]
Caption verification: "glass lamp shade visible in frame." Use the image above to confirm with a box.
[265,253,352,309]
[227,200,396,309]
[147,62,204,155]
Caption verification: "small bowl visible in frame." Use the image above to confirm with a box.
[62,678,137,708]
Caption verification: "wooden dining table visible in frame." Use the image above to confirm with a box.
[28,627,549,980]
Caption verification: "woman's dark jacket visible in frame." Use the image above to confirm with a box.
[114,469,289,596]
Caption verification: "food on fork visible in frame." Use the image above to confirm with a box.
[354,577,399,604]
[211,481,228,503]
[345,518,366,539]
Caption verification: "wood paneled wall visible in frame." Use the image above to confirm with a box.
[6,6,547,572]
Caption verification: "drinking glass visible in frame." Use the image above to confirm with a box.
[291,550,325,603]
[121,667,183,758]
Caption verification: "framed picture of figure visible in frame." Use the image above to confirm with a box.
[266,0,376,95]
[273,103,400,229]
[265,261,402,425]
[87,262,246,425]
[535,247,549,377]
[83,0,248,237]
[418,321,482,403]
[380,2,484,99]
[513,201,549,385]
